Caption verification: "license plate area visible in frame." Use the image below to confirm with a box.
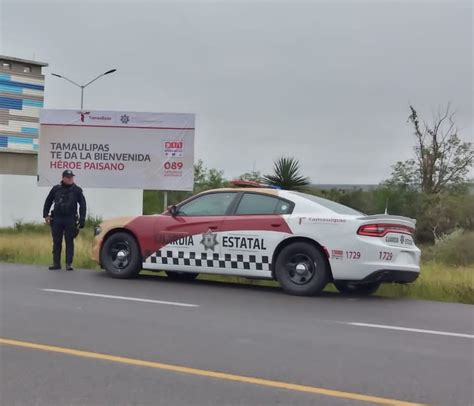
[384,232,414,247]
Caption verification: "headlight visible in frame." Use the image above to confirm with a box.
[94,226,102,236]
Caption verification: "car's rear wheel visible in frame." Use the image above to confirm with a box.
[165,271,199,281]
[275,242,329,296]
[100,232,142,279]
[334,281,380,296]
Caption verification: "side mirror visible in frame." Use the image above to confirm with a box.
[168,205,178,217]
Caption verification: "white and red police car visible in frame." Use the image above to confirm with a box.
[92,184,420,296]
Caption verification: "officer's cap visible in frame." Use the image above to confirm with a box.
[62,170,75,178]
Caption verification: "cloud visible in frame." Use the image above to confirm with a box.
[2,0,472,183]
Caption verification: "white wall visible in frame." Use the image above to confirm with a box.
[0,174,143,227]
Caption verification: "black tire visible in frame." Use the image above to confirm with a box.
[334,281,380,296]
[100,232,142,279]
[165,271,199,281]
[275,242,329,296]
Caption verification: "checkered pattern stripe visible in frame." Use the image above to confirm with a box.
[146,250,271,271]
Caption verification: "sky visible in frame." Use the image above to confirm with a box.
[1,0,472,184]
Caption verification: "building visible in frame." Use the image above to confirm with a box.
[0,55,142,227]
[0,55,46,173]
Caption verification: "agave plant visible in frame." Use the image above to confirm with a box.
[264,157,310,191]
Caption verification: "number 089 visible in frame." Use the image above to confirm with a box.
[164,162,183,170]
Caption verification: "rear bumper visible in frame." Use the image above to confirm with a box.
[337,269,419,284]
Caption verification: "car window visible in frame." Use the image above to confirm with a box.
[235,193,292,215]
[290,191,364,215]
[275,199,292,214]
[178,192,237,216]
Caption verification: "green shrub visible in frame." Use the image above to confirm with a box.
[13,221,49,234]
[85,215,103,228]
[423,230,474,266]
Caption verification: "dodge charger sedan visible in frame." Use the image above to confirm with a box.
[92,187,420,296]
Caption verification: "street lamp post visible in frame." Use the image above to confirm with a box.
[51,69,117,109]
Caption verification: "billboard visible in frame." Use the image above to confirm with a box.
[38,109,195,190]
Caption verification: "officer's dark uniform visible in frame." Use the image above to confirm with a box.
[43,170,87,270]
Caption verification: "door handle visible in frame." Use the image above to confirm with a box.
[209,226,218,230]
[271,223,282,227]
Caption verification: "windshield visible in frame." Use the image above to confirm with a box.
[290,192,365,215]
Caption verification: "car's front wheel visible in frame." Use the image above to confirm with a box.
[100,232,142,279]
[334,281,380,296]
[165,271,199,281]
[275,242,329,296]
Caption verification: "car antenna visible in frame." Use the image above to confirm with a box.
[384,198,389,215]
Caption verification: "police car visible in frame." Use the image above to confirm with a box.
[92,184,420,296]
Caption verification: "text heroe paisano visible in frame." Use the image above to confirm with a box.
[49,160,126,170]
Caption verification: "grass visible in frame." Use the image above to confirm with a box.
[0,224,98,269]
[0,225,472,304]
[376,262,473,304]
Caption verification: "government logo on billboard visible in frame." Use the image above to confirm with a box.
[163,141,184,158]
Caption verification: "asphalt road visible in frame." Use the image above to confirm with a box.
[0,263,473,406]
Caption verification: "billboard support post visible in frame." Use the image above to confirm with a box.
[163,191,168,211]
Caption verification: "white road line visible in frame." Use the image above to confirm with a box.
[41,289,199,308]
[345,322,474,339]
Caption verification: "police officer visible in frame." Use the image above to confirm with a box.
[43,170,87,271]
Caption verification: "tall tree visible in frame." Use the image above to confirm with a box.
[387,105,473,193]
[264,157,310,191]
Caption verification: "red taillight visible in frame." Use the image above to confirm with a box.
[357,223,414,237]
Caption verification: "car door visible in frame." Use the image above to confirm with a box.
[145,191,238,273]
[220,192,294,277]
